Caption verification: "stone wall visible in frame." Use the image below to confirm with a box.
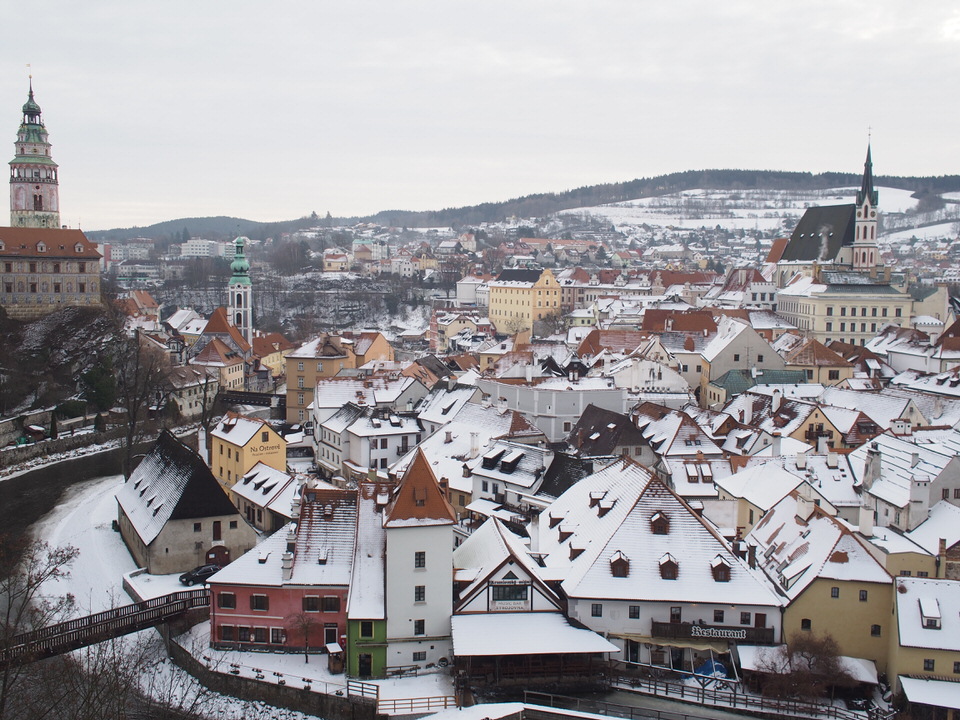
[164,628,381,720]
[0,428,125,470]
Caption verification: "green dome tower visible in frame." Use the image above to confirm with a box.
[228,236,253,345]
[10,78,61,228]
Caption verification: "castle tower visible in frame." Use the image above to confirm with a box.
[10,79,60,229]
[228,236,253,345]
[852,144,879,271]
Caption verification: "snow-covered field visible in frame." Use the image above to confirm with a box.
[558,185,922,236]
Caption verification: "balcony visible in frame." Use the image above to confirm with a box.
[651,620,775,645]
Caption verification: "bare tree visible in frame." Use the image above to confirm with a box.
[756,632,856,700]
[286,612,320,663]
[113,329,172,478]
[0,536,79,720]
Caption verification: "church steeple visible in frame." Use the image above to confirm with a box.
[9,78,61,229]
[228,236,253,345]
[852,143,879,271]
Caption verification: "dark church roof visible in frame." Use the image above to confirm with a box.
[779,204,856,262]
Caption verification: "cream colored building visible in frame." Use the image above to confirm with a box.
[487,267,560,334]
[210,413,286,499]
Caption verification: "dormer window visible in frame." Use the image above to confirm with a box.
[36,242,45,253]
[659,553,678,580]
[610,551,630,577]
[558,523,575,543]
[651,511,670,535]
[74,243,84,253]
[919,596,941,629]
[711,555,731,582]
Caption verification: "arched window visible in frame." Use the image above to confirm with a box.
[236,292,243,307]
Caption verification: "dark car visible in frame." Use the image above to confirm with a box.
[179,564,221,586]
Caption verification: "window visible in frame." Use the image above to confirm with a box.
[220,625,235,641]
[218,592,236,609]
[413,651,427,662]
[900,570,912,577]
[253,627,267,643]
[298,361,304,371]
[271,628,284,644]
[740,612,751,625]
[261,431,269,443]
[955,489,960,499]
[696,365,702,373]
[828,370,840,380]
[229,520,238,529]
[859,590,868,602]
[193,522,201,533]
[733,354,740,362]
[840,322,846,332]
[414,585,425,602]
[831,587,839,599]
[924,659,935,672]
[670,606,681,623]
[801,618,812,631]
[714,609,725,623]
[563,421,572,432]
[360,621,374,638]
[591,603,603,617]
[303,596,319,612]
[757,355,764,363]
[492,584,527,601]
[826,307,833,316]
[414,551,425,568]
[629,605,640,619]
[414,619,425,635]
[895,308,902,318]
[954,661,960,675]
[871,625,881,637]
[943,489,950,500]
[841,307,847,316]
[250,595,269,611]
[322,596,340,612]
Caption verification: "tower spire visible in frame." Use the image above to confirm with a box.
[10,78,60,228]
[856,143,878,207]
[228,236,253,345]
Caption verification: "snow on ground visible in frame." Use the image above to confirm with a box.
[883,222,959,243]
[178,621,455,706]
[30,473,453,717]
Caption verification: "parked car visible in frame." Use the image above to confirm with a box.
[179,564,221,586]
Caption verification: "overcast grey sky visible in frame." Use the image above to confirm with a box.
[5,2,959,231]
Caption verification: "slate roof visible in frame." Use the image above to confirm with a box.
[565,404,646,457]
[116,431,239,546]
[780,204,855,262]
[492,268,544,284]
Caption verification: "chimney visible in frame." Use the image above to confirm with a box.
[286,528,296,554]
[469,432,479,458]
[796,495,814,520]
[444,430,453,444]
[796,453,807,470]
[771,431,782,457]
[858,503,874,538]
[748,544,757,569]
[911,452,920,469]
[665,318,673,331]
[281,551,294,581]
[863,442,882,490]
[525,364,533,382]
[817,435,829,454]
[908,476,930,530]
[462,462,472,478]
[772,389,782,413]
[447,375,456,391]
[744,399,753,425]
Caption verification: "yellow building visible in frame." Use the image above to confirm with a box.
[284,331,394,422]
[747,492,893,671]
[190,338,245,391]
[888,577,960,717]
[487,268,560,334]
[210,413,286,499]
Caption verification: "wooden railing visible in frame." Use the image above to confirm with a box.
[0,589,209,669]
[377,695,456,714]
[608,673,870,720]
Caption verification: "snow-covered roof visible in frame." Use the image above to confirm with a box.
[347,483,386,619]
[211,414,279,448]
[451,612,617,656]
[561,477,782,607]
[906,500,960,555]
[116,431,239,546]
[895,577,960,652]
[747,492,890,600]
[900,676,960,711]
[715,463,805,511]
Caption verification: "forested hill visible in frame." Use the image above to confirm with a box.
[87,168,960,240]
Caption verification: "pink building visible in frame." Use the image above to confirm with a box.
[208,487,357,651]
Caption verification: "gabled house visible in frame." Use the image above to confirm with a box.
[746,491,892,670]
[210,413,287,498]
[383,449,458,668]
[773,333,855,386]
[116,431,256,574]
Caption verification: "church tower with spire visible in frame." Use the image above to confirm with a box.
[228,236,253,345]
[852,144,879,271]
[9,79,60,229]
